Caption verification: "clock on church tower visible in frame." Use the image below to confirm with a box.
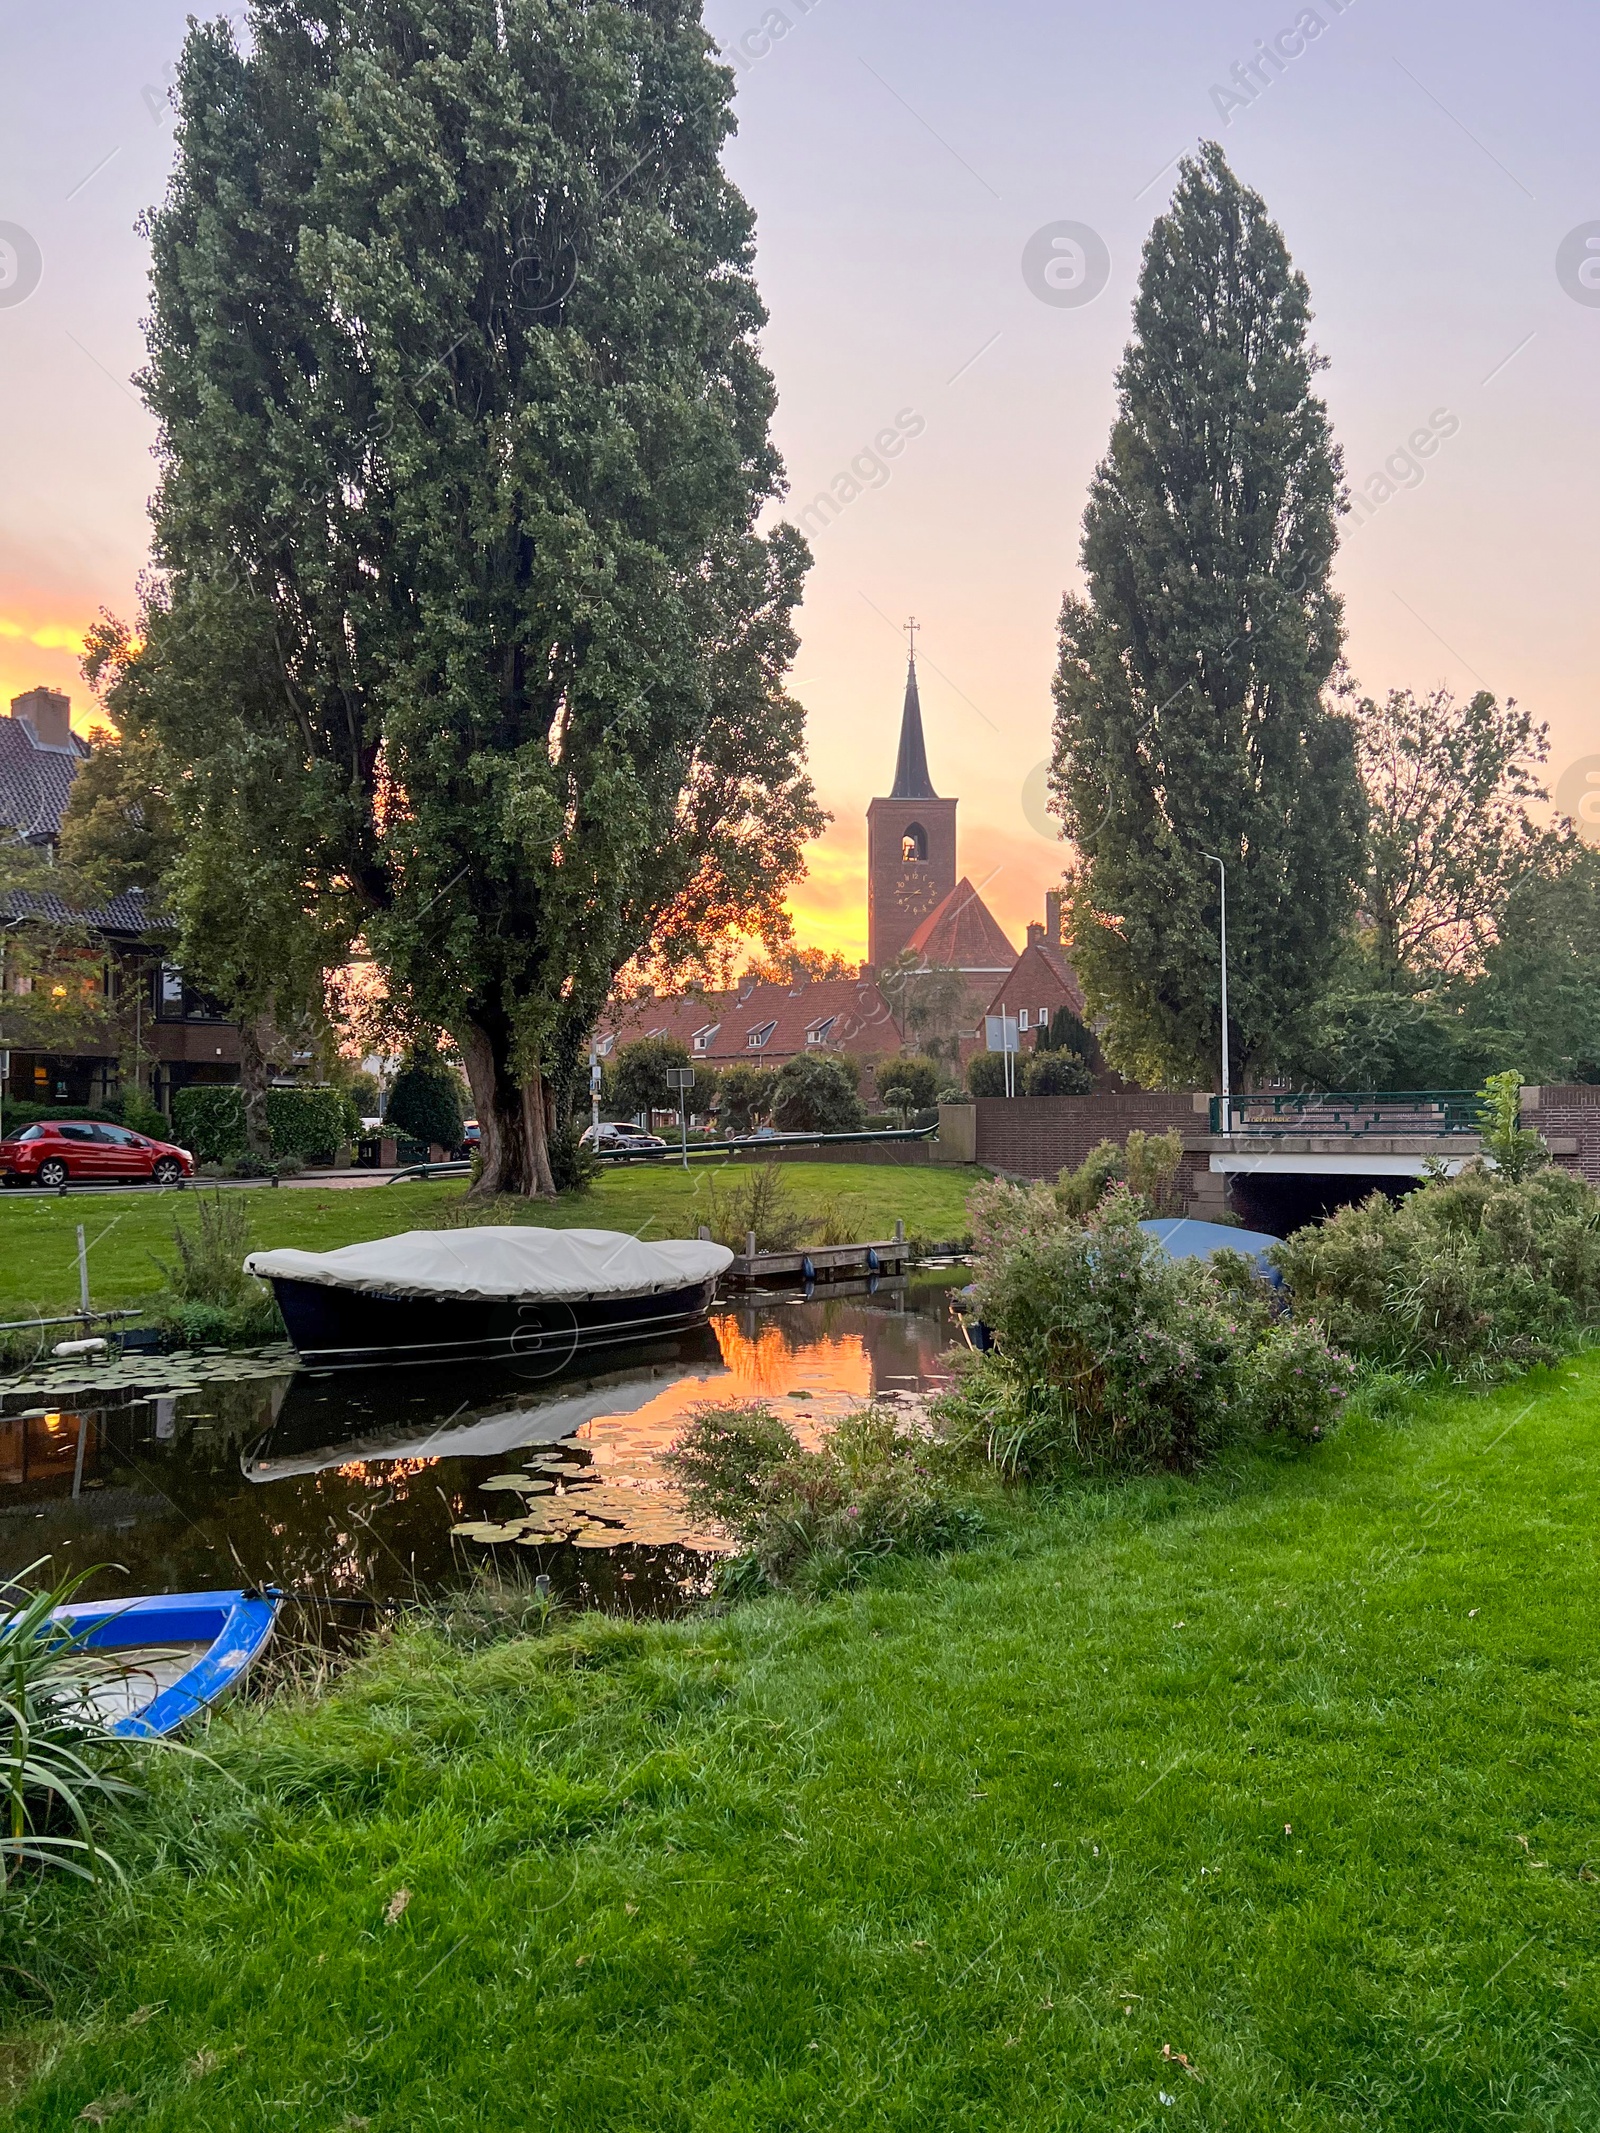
[866,630,958,970]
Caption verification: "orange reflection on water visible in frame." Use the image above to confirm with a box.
[710,1317,871,1401]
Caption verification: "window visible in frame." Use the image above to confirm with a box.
[1018,1009,1030,1031]
[58,1125,99,1143]
[13,1125,42,1143]
[691,1024,720,1053]
[900,821,928,863]
[747,1022,777,1049]
[806,1017,836,1047]
[595,1033,616,1059]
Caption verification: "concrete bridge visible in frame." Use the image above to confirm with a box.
[941,1085,1600,1231]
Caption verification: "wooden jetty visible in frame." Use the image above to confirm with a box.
[713,1220,912,1290]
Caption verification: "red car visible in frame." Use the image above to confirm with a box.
[0,1120,196,1189]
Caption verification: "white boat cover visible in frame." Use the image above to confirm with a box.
[244,1226,732,1303]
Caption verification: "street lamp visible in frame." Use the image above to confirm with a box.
[1201,852,1231,1135]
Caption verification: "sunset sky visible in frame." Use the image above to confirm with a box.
[2,0,1595,963]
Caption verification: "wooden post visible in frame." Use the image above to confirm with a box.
[745,1230,757,1261]
[894,1218,905,1244]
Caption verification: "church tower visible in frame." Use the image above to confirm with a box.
[866,644,958,970]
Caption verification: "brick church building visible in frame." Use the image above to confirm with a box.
[597,644,1084,1085]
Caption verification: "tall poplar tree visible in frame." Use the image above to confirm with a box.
[1051,143,1363,1086]
[135,0,822,1195]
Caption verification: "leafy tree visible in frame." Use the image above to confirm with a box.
[1023,1050,1093,1096]
[770,1054,864,1133]
[1477,1069,1546,1182]
[878,955,973,1069]
[716,1061,772,1136]
[741,945,858,984]
[387,1046,466,1151]
[56,721,181,902]
[1354,686,1554,980]
[1051,143,1363,1085]
[877,1054,941,1121]
[611,1038,691,1123]
[967,1052,1010,1097]
[1465,845,1600,1083]
[81,615,346,1156]
[134,0,822,1197]
[1036,1004,1102,1075]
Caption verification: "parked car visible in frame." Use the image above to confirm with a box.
[0,1120,196,1188]
[579,1122,668,1158]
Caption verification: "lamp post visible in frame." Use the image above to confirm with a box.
[1202,852,1231,1135]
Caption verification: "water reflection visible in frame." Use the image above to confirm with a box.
[0,1275,961,1618]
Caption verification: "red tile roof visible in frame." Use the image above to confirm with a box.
[595,976,903,1071]
[905,878,1016,973]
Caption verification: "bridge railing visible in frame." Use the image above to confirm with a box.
[1209,1090,1487,1137]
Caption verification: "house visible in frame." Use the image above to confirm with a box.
[0,687,241,1115]
[983,896,1089,1051]
[594,973,901,1100]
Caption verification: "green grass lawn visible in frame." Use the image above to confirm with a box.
[6,1362,1600,2128]
[0,1161,978,1321]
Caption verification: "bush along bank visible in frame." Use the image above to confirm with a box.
[148,1194,282,1348]
[936,1182,1348,1482]
[1272,1158,1600,1380]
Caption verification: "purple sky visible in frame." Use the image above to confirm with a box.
[2,0,1595,953]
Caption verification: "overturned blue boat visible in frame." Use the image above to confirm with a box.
[47,1587,281,1739]
[245,1226,734,1372]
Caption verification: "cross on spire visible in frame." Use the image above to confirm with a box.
[903,615,920,665]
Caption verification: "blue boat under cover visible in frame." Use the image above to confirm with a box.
[44,1588,281,1738]
[1139,1217,1283,1281]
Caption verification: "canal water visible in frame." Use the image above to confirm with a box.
[0,1275,964,1619]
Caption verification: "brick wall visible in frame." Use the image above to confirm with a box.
[1527,1084,1600,1185]
[974,1092,1202,1182]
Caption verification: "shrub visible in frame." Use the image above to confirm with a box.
[151,1193,281,1345]
[611,1038,691,1122]
[1478,1068,1547,1181]
[1272,1161,1600,1379]
[109,1091,170,1140]
[1023,1050,1093,1096]
[966,1052,1010,1097]
[386,1049,464,1151]
[664,1403,984,1594]
[171,1086,248,1162]
[877,1055,941,1120]
[171,1084,356,1163]
[0,1103,121,1131]
[716,1063,774,1136]
[1055,1129,1184,1218]
[770,1053,865,1134]
[941,1185,1346,1478]
[698,1163,805,1252]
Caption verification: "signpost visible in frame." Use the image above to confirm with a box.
[665,1066,696,1169]
[589,1048,602,1144]
[984,1012,1020,1097]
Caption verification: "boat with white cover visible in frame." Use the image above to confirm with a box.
[244,1227,734,1371]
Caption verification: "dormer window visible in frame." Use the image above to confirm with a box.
[595,1033,616,1059]
[747,1021,777,1050]
[806,1017,836,1047]
[692,1023,720,1053]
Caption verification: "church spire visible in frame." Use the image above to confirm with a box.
[889,642,937,801]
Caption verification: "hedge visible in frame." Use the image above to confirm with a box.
[171,1085,359,1163]
[0,1102,122,1131]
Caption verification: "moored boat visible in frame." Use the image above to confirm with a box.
[44,1587,282,1738]
[244,1226,734,1371]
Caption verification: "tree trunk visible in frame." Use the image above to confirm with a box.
[239,1016,273,1158]
[461,1021,557,1198]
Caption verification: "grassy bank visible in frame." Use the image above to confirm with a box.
[6,1360,1600,2127]
[0,1162,977,1321]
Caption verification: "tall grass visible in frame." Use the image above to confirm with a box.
[0,1563,138,1885]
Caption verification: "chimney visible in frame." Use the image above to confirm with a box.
[1044,890,1062,947]
[10,687,73,751]
[1026,921,1045,948]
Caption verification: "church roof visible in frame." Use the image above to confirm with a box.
[905,878,1016,973]
[889,658,937,800]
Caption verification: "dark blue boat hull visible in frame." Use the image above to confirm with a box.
[266,1274,721,1372]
